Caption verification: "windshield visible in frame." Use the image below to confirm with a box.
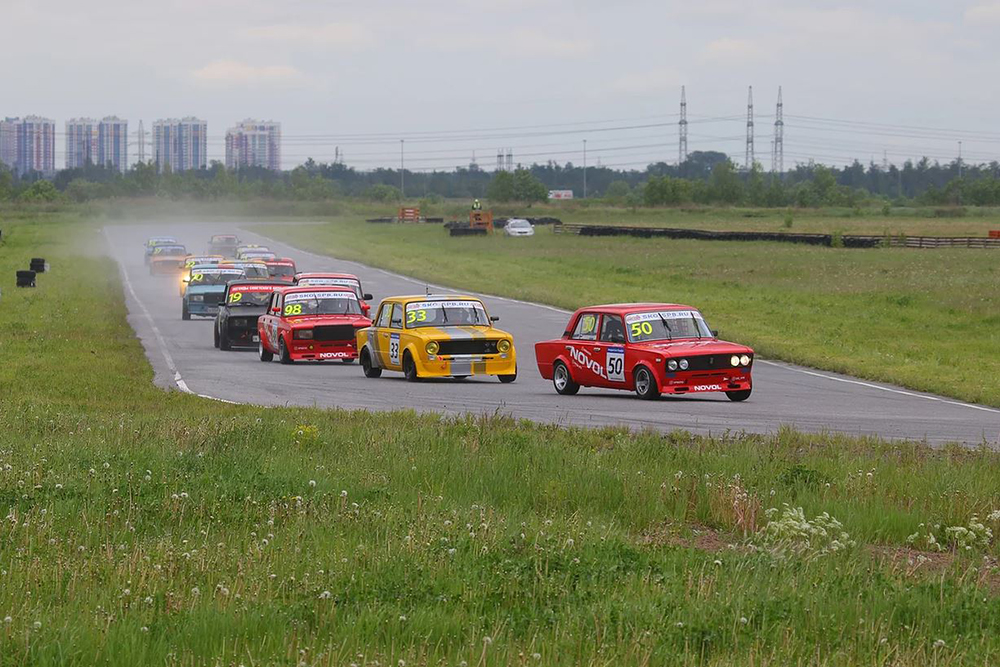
[283,290,361,316]
[188,268,245,286]
[267,264,296,279]
[212,236,238,243]
[153,246,186,256]
[509,220,529,228]
[222,264,268,278]
[297,277,363,298]
[405,300,488,328]
[184,256,219,268]
[625,310,713,342]
[226,284,280,306]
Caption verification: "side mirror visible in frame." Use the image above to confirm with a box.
[491,316,500,322]
[271,307,281,314]
[183,276,190,283]
[711,329,719,337]
[363,293,373,301]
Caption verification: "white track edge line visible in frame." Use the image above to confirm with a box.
[103,227,236,404]
[245,226,1000,419]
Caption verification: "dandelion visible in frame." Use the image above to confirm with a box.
[399,615,407,622]
[933,639,946,649]
[675,621,684,628]
[483,636,493,645]
[33,621,41,630]
[448,548,456,556]
[3,616,11,624]
[713,559,722,566]
[340,490,348,497]
[123,588,131,596]
[309,480,316,488]
[103,462,110,469]
[180,492,188,499]
[141,626,149,633]
[398,661,406,667]
[443,519,452,527]
[532,653,541,660]
[54,483,62,490]
[739,617,748,625]
[191,587,200,596]
[319,591,332,600]
[145,596,153,604]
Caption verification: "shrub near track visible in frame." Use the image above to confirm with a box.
[258,219,1000,408]
[6,212,1000,664]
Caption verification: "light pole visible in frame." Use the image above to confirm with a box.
[400,139,405,198]
[582,139,587,199]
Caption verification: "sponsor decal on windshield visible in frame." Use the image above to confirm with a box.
[285,291,357,303]
[625,310,701,324]
[406,300,482,312]
[229,283,280,293]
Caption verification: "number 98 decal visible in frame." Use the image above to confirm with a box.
[606,346,625,382]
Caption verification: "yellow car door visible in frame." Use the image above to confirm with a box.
[381,303,405,370]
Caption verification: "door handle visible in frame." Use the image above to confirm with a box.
[592,346,601,352]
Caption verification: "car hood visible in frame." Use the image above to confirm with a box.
[286,315,371,328]
[187,284,227,294]
[405,325,513,340]
[223,305,268,316]
[632,339,753,356]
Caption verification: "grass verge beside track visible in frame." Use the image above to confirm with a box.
[5,210,1000,664]
[257,218,1000,408]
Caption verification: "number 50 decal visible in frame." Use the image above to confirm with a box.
[606,346,625,382]
[630,321,653,338]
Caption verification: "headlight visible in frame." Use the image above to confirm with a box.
[426,341,439,355]
[497,339,511,353]
[667,359,678,371]
[740,354,751,366]
[190,295,203,302]
[293,329,313,340]
[679,359,689,370]
[730,355,741,367]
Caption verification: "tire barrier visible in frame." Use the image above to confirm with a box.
[16,270,36,288]
[449,227,488,237]
[30,257,47,272]
[555,224,1000,249]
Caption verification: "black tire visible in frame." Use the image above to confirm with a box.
[213,325,220,348]
[403,352,419,382]
[360,348,382,378]
[219,328,231,351]
[726,388,752,402]
[279,338,293,365]
[498,365,517,384]
[341,358,355,364]
[552,362,579,395]
[633,366,660,400]
[258,340,274,362]
[182,303,191,321]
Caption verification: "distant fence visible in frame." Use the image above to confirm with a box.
[553,223,1000,249]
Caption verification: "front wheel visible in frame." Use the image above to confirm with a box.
[403,352,419,382]
[279,338,294,365]
[213,325,220,348]
[182,303,191,321]
[360,348,382,378]
[633,366,660,401]
[726,388,752,402]
[258,339,273,362]
[552,362,580,395]
[219,328,231,351]
[498,365,517,384]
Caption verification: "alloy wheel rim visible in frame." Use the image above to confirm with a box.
[636,370,649,394]
[554,367,568,390]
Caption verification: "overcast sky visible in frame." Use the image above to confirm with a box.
[7,0,1000,170]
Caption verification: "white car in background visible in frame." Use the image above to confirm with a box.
[504,218,535,237]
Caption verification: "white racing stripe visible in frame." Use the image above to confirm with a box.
[246,226,1000,421]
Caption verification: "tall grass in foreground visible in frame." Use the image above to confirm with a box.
[3,211,1000,664]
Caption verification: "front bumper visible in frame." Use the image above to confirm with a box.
[225,321,262,347]
[187,300,221,316]
[659,369,752,395]
[416,352,517,377]
[287,339,358,361]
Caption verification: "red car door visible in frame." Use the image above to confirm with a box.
[563,312,605,387]
[595,313,629,388]
[260,292,282,352]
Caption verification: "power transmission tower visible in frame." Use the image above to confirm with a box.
[745,86,754,171]
[137,120,145,163]
[772,87,784,175]
[496,149,504,172]
[506,148,513,172]
[678,85,688,165]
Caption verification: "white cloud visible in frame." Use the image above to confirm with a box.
[506,29,593,57]
[190,60,309,87]
[964,2,1000,23]
[242,22,373,49]
[701,38,769,62]
[612,68,684,94]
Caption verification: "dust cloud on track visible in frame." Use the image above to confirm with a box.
[104,221,999,446]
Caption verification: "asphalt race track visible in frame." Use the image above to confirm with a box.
[104,222,1000,446]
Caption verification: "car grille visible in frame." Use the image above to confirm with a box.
[227,316,259,331]
[203,293,224,306]
[669,354,752,372]
[438,339,499,356]
[313,325,357,341]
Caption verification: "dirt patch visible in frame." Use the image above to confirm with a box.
[638,522,737,551]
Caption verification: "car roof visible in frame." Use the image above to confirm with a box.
[265,258,295,264]
[191,263,244,271]
[148,236,176,242]
[573,303,698,315]
[295,272,359,279]
[154,244,186,251]
[278,285,358,295]
[211,235,238,240]
[226,280,285,289]
[384,294,484,304]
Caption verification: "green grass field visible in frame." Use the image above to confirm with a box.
[257,218,1000,409]
[6,206,1000,664]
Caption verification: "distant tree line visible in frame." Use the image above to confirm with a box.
[1,150,999,207]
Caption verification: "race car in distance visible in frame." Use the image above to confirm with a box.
[264,258,297,283]
[215,280,286,350]
[235,244,268,258]
[293,272,373,316]
[178,255,224,295]
[534,304,754,401]
[504,218,535,237]
[357,294,517,383]
[209,234,240,257]
[257,286,371,363]
[181,265,246,320]
[148,244,188,275]
[239,249,278,262]
[217,260,269,280]
[143,237,178,264]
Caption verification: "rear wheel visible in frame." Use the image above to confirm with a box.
[341,358,355,364]
[403,352,419,382]
[279,338,293,365]
[726,388,752,402]
[633,366,660,401]
[360,348,382,378]
[258,340,273,362]
[552,362,579,395]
